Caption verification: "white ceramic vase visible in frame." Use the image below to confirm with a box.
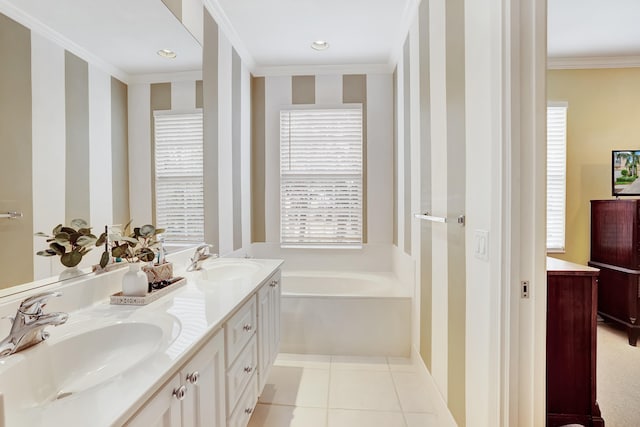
[122,263,148,296]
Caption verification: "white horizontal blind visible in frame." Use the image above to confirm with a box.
[280,107,363,246]
[154,110,204,244]
[547,103,567,252]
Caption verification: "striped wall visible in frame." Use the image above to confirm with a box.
[394,0,467,425]
[418,0,433,373]
[128,80,203,227]
[31,32,64,284]
[111,78,130,227]
[218,32,233,254]
[250,73,393,246]
[0,12,32,289]
[444,0,467,423]
[0,11,129,288]
[203,8,219,250]
[213,15,251,256]
[251,77,266,243]
[127,7,251,258]
[65,52,90,225]
[402,39,412,256]
[231,49,243,250]
[397,1,507,423]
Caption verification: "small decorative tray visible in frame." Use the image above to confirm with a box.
[110,277,187,306]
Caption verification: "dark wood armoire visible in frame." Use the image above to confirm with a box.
[547,257,604,427]
[589,199,640,346]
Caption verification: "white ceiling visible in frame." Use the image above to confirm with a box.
[1,0,202,77]
[548,0,640,58]
[2,0,413,78]
[5,0,639,78]
[216,0,412,68]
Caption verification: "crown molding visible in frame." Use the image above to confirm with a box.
[252,63,393,77]
[127,70,203,85]
[548,55,640,70]
[203,0,256,71]
[387,0,420,69]
[0,0,131,83]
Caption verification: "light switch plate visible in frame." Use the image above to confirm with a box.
[474,230,489,261]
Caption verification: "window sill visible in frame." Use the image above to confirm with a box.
[280,244,363,250]
[546,248,566,254]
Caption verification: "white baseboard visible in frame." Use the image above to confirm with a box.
[411,345,458,427]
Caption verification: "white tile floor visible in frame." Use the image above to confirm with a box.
[248,354,441,427]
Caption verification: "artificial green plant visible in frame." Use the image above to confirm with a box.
[96,220,165,268]
[35,219,97,268]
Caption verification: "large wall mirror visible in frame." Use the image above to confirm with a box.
[0,0,202,295]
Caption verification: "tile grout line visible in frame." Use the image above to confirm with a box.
[326,355,333,427]
[264,354,428,426]
[388,358,410,427]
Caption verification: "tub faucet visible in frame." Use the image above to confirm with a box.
[186,244,217,272]
[0,291,69,357]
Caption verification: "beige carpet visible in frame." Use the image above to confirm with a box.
[597,321,640,426]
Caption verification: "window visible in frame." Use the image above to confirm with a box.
[280,107,363,247]
[154,110,204,244]
[547,102,568,252]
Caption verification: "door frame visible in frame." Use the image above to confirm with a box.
[500,0,547,425]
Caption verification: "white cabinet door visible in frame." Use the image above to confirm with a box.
[125,375,182,427]
[257,270,281,393]
[227,335,258,414]
[225,297,257,365]
[228,374,258,427]
[181,329,226,427]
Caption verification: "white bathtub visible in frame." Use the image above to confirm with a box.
[279,271,412,357]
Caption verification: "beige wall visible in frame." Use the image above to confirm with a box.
[0,9,131,288]
[250,73,393,246]
[0,13,33,289]
[111,77,130,227]
[548,68,640,264]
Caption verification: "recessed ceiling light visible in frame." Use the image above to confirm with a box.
[157,49,177,59]
[311,40,329,51]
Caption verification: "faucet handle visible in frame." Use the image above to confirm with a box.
[19,291,62,315]
[196,243,212,254]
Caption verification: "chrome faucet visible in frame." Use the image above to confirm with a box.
[186,244,217,272]
[0,291,69,357]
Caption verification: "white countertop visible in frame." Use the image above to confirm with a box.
[0,257,283,427]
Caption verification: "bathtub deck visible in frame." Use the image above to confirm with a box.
[248,353,454,427]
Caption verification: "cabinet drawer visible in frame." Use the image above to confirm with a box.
[225,296,257,365]
[227,335,257,414]
[228,373,258,427]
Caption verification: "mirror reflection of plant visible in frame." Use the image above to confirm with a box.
[96,220,165,268]
[35,219,97,268]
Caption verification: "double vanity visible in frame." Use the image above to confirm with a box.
[0,253,283,427]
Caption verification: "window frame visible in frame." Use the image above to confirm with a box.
[279,104,364,249]
[546,101,568,253]
[153,108,205,246]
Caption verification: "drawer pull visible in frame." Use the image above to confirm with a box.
[269,280,278,287]
[244,407,253,415]
[244,366,253,373]
[173,385,187,401]
[186,371,200,385]
[243,324,253,332]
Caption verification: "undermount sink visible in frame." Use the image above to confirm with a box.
[0,322,163,410]
[199,259,261,281]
